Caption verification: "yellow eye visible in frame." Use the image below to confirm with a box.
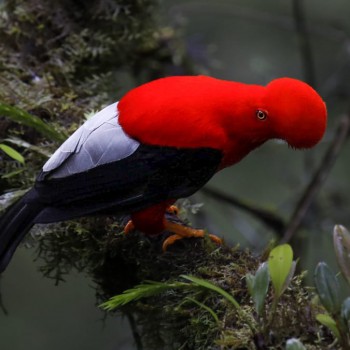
[256,109,267,120]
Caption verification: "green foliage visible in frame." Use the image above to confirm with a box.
[268,243,294,299]
[316,314,340,339]
[0,143,24,164]
[342,297,350,328]
[246,262,269,316]
[314,262,341,315]
[184,297,219,324]
[313,226,350,349]
[0,103,67,142]
[100,280,187,311]
[333,225,350,286]
[181,274,241,310]
[97,242,334,348]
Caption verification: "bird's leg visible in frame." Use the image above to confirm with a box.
[162,220,222,251]
[122,203,222,251]
[124,204,179,235]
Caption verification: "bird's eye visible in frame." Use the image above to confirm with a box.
[256,109,267,120]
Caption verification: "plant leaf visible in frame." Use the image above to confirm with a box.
[0,143,25,164]
[246,262,269,316]
[341,297,350,326]
[285,338,306,350]
[333,225,350,286]
[100,280,186,311]
[316,313,340,339]
[185,297,219,323]
[5,137,52,157]
[181,275,240,310]
[280,260,297,296]
[1,168,25,179]
[246,273,255,297]
[268,244,293,298]
[314,262,341,315]
[0,103,67,142]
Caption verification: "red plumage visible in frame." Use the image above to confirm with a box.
[118,76,326,168]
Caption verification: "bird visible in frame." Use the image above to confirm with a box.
[0,75,327,273]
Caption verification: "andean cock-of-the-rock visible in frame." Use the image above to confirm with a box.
[0,75,327,272]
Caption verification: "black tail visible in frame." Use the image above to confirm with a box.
[0,189,43,273]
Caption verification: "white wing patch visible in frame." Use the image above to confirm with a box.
[42,102,140,178]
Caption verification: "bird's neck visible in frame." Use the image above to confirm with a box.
[219,138,265,170]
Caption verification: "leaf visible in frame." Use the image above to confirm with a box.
[181,275,240,310]
[0,103,67,142]
[285,338,306,350]
[280,260,297,296]
[0,143,25,164]
[5,137,52,157]
[314,262,341,315]
[185,297,219,323]
[100,280,186,311]
[316,313,340,339]
[341,297,350,326]
[246,262,270,316]
[1,168,25,179]
[268,244,293,298]
[333,225,350,285]
[246,273,255,297]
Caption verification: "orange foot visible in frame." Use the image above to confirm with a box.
[162,220,222,251]
[123,205,222,251]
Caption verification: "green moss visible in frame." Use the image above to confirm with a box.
[30,218,338,349]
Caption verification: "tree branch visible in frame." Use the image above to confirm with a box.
[201,187,286,237]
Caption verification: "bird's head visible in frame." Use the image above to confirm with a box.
[260,78,327,149]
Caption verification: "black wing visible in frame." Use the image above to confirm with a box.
[33,144,223,223]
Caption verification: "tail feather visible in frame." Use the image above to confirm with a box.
[0,189,43,273]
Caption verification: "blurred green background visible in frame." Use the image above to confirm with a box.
[1,0,350,349]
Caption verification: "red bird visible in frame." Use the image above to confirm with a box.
[0,76,327,272]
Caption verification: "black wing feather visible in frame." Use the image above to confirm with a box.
[34,144,222,223]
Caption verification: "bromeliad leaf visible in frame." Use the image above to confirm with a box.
[314,262,341,315]
[268,244,293,298]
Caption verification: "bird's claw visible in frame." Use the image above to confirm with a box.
[162,220,222,251]
[166,205,179,216]
[123,220,135,235]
